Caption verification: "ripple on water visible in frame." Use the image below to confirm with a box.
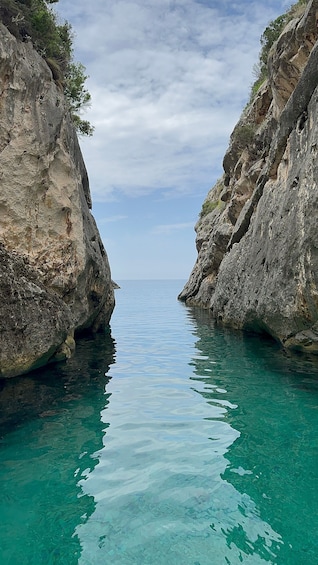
[1,281,318,564]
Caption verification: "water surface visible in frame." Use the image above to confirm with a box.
[0,280,318,564]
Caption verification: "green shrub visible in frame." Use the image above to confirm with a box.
[259,14,288,71]
[249,0,308,100]
[0,0,93,135]
[250,73,266,98]
[233,123,256,150]
[200,200,219,218]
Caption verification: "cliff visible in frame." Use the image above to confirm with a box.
[0,22,115,377]
[179,0,318,354]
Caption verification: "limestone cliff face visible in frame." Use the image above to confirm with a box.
[179,0,318,353]
[0,23,115,377]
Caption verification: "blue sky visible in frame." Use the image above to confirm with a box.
[56,0,289,280]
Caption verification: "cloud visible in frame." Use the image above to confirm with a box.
[97,214,128,224]
[58,0,284,202]
[55,0,286,278]
[152,222,195,235]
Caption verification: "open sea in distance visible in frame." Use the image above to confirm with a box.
[0,279,318,565]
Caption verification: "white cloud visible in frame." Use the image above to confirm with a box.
[55,0,286,278]
[97,215,128,224]
[58,0,285,202]
[152,222,195,235]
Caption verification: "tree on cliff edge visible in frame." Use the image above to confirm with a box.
[0,0,94,136]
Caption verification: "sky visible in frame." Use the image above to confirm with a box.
[56,0,290,280]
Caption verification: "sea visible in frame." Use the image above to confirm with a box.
[0,279,318,565]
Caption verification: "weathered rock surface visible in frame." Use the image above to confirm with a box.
[0,23,114,377]
[179,0,318,354]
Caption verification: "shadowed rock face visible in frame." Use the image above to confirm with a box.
[0,23,115,378]
[179,0,318,354]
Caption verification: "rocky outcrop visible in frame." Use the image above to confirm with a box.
[0,23,114,377]
[179,0,318,354]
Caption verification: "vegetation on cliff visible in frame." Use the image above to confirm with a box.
[0,0,93,135]
[251,0,308,98]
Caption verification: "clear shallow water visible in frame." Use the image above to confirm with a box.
[0,280,318,565]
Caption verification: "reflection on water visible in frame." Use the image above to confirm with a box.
[187,307,318,564]
[1,281,318,564]
[0,333,115,432]
[0,333,115,565]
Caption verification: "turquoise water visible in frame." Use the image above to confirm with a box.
[0,280,318,564]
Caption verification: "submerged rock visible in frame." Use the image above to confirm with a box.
[0,23,114,377]
[180,0,318,354]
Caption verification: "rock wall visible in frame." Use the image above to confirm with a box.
[0,23,115,377]
[179,0,318,354]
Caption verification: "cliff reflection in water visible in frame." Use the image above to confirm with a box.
[2,278,318,565]
[0,333,115,565]
[187,306,318,564]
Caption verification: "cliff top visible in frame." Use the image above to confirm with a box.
[0,0,93,135]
